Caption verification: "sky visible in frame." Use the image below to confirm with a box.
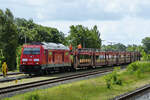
[0,0,150,45]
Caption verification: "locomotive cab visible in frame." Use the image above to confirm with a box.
[20,45,42,74]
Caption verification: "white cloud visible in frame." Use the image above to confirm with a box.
[5,0,150,21]
[104,0,138,13]
[24,0,49,6]
[37,12,45,20]
[38,16,150,45]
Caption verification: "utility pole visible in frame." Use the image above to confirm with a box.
[107,41,116,51]
[25,34,26,44]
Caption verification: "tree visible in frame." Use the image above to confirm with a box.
[126,44,143,52]
[67,25,101,49]
[15,18,36,44]
[0,8,18,70]
[142,37,150,54]
[113,43,126,51]
[15,18,65,45]
[101,43,126,51]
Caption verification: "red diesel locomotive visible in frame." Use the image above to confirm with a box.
[20,42,71,74]
[20,42,141,74]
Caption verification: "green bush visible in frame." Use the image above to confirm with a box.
[141,50,150,61]
[115,79,122,85]
[127,61,139,73]
[104,67,122,89]
[112,67,122,85]
[16,46,22,71]
[26,94,40,100]
[104,74,112,89]
[127,61,150,78]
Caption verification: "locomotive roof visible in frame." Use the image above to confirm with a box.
[42,42,69,50]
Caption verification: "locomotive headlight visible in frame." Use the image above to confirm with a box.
[22,59,28,61]
[35,62,39,64]
[34,59,39,61]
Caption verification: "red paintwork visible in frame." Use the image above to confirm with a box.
[20,44,71,67]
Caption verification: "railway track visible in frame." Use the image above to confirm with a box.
[113,84,150,100]
[0,68,113,98]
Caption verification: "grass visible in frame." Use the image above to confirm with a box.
[3,61,150,100]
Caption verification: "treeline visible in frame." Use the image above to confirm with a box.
[101,43,143,52]
[101,37,150,54]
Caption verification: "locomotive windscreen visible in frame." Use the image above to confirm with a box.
[23,48,40,55]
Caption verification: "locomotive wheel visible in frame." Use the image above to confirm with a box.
[39,70,45,75]
[59,67,65,73]
[71,67,77,72]
[67,67,72,72]
[29,73,32,76]
[44,70,49,75]
[92,66,96,69]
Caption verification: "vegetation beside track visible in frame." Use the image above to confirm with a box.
[3,61,150,100]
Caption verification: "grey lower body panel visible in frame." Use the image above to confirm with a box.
[20,65,41,74]
[41,63,72,69]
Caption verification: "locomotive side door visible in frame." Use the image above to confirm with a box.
[54,51,63,64]
[44,50,48,64]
